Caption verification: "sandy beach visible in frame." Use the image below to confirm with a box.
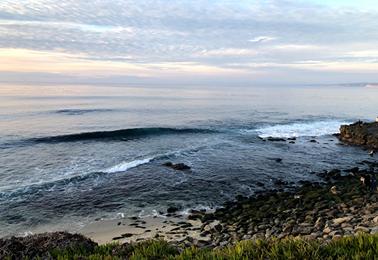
[80,214,208,245]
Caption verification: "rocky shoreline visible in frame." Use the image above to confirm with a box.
[188,160,377,248]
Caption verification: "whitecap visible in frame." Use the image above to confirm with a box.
[104,158,153,173]
[254,120,351,138]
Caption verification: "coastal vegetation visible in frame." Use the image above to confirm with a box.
[1,233,377,259]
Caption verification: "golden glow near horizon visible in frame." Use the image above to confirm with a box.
[0,48,249,78]
[1,48,378,81]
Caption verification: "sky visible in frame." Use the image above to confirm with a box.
[0,0,378,86]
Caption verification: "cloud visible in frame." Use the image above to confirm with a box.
[199,48,258,57]
[248,36,276,43]
[0,0,378,84]
[0,48,249,78]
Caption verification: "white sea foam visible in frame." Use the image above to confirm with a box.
[179,205,215,215]
[104,158,153,173]
[255,120,351,138]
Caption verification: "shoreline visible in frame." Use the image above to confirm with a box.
[75,158,378,248]
[1,158,376,259]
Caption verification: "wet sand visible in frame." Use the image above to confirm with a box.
[79,215,209,245]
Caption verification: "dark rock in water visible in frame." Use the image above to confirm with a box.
[328,169,341,176]
[287,137,297,141]
[344,167,360,174]
[163,162,173,167]
[274,179,288,186]
[172,163,191,170]
[309,139,317,143]
[0,232,97,259]
[163,162,191,171]
[167,206,180,213]
[275,158,283,163]
[266,137,286,142]
[339,121,378,150]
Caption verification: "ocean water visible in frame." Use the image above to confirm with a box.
[0,84,377,236]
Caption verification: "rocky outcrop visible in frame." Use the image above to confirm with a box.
[339,121,378,150]
[163,162,191,171]
[0,232,97,259]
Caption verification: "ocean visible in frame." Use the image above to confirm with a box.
[0,84,377,236]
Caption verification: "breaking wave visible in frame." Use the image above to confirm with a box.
[104,158,153,173]
[255,120,351,138]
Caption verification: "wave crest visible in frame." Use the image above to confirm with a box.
[104,158,153,173]
[30,127,215,143]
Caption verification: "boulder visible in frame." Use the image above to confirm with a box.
[332,217,352,225]
[167,206,180,213]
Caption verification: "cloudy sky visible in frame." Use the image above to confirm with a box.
[1,0,378,85]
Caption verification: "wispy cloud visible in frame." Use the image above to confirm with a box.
[248,36,276,43]
[0,0,378,84]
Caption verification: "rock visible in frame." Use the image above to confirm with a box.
[167,206,180,213]
[266,137,286,142]
[120,233,133,238]
[163,162,191,171]
[274,179,288,186]
[0,232,97,259]
[242,234,251,240]
[203,220,221,232]
[310,232,323,238]
[329,230,342,237]
[354,226,370,233]
[332,234,342,240]
[339,121,378,150]
[323,227,332,234]
[345,167,360,174]
[188,213,203,220]
[213,224,223,233]
[333,217,352,225]
[330,186,339,195]
[163,162,173,167]
[251,233,265,240]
